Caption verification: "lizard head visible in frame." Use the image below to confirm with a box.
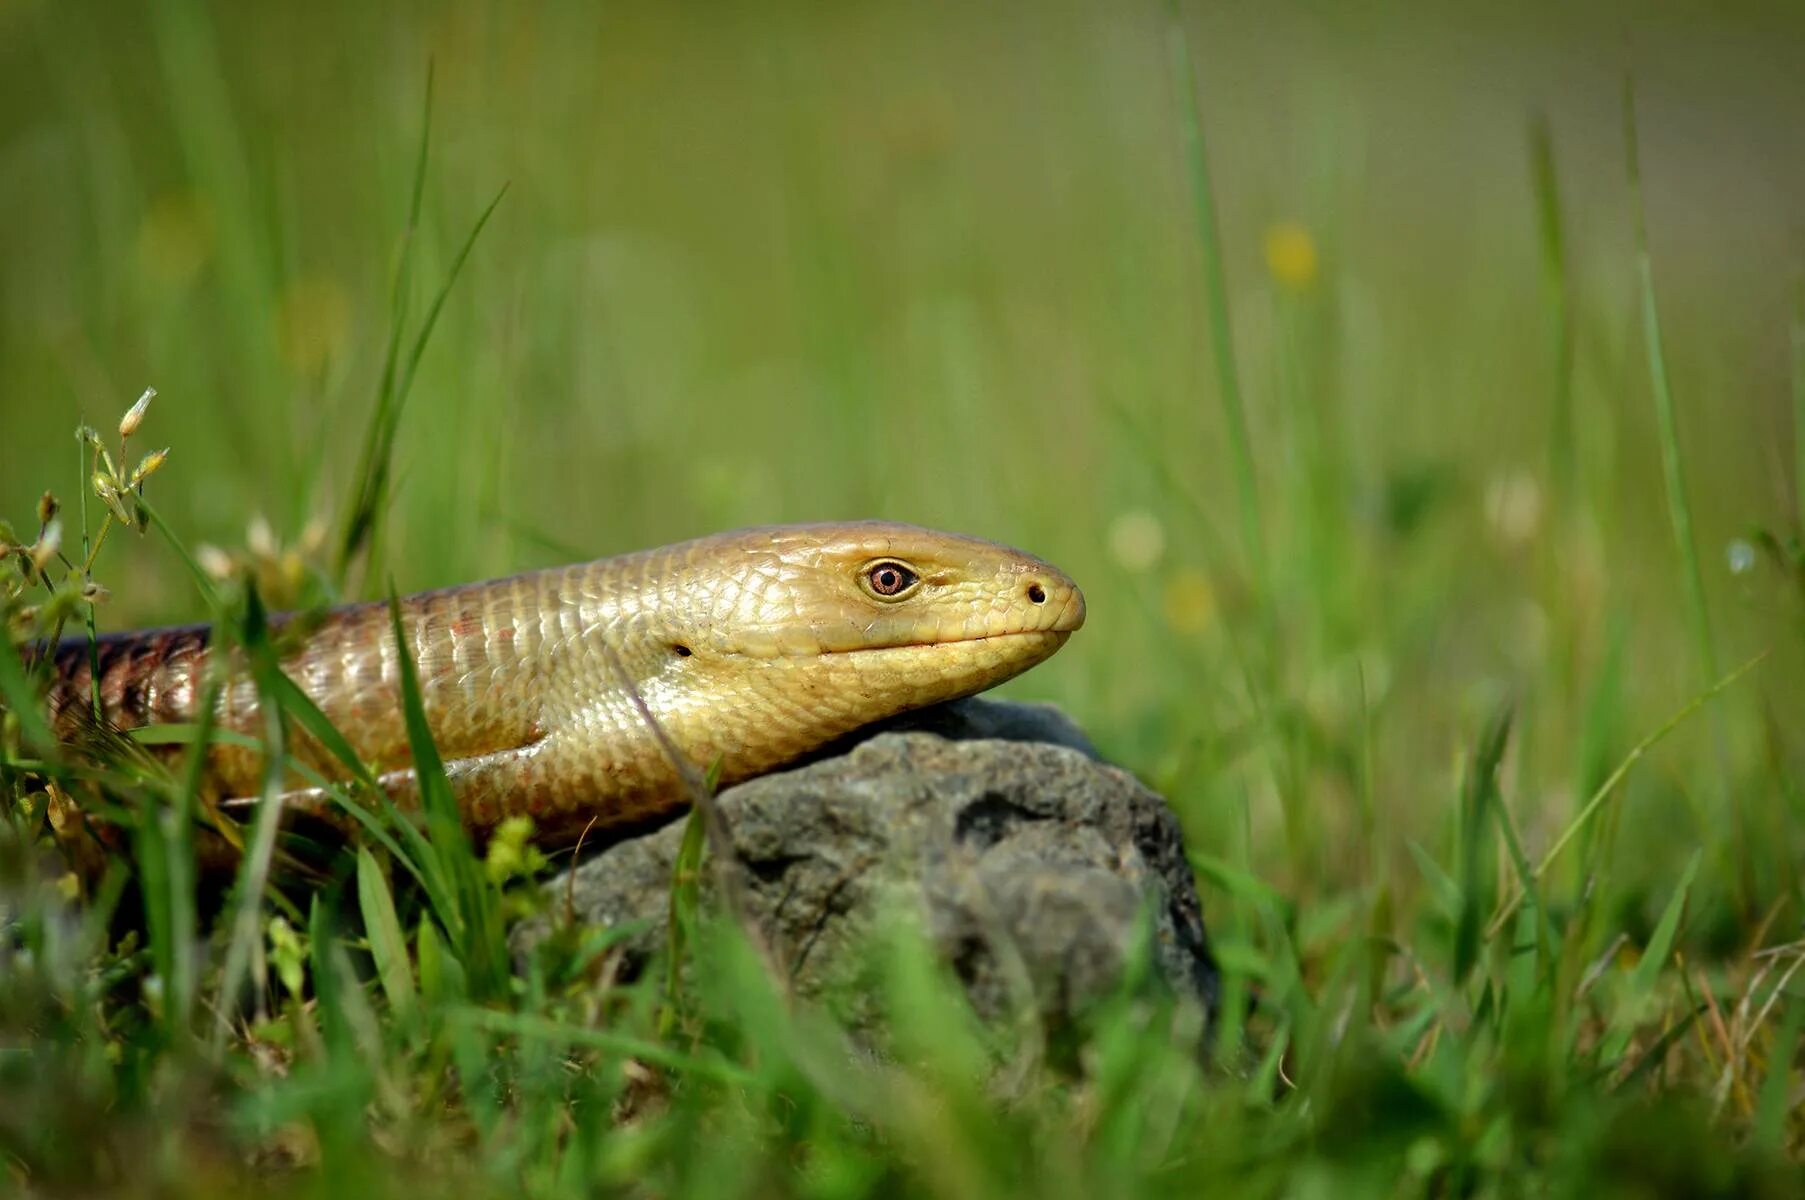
[632,520,1085,775]
[691,520,1084,658]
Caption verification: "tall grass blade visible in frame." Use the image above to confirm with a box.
[415,912,465,1006]
[386,590,507,999]
[212,585,293,1051]
[1753,992,1803,1152]
[1406,839,1461,917]
[1530,115,1576,504]
[140,498,223,616]
[132,789,184,1037]
[1610,1006,1703,1091]
[306,894,383,1160]
[661,803,709,1037]
[1623,78,1718,690]
[357,844,417,1019]
[137,678,213,1043]
[447,1006,758,1087]
[392,183,508,421]
[308,893,352,1057]
[1600,849,1701,1065]
[1164,2,1264,592]
[1454,703,1513,986]
[1793,275,1805,537]
[338,68,433,584]
[74,433,103,722]
[335,62,507,588]
[1488,784,1557,978]
[338,178,508,585]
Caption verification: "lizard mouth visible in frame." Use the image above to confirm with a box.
[722,629,1072,661]
[826,629,1072,655]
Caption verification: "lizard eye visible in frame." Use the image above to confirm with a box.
[863,560,920,599]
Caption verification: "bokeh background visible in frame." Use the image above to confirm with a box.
[4,0,1804,922]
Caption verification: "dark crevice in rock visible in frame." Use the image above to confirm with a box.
[746,851,811,886]
[953,791,1050,851]
[947,932,990,988]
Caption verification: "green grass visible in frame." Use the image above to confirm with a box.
[4,1,1805,1195]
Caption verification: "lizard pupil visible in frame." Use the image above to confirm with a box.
[868,562,917,597]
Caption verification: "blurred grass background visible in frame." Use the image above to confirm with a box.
[7,0,1802,904]
[3,0,1805,1190]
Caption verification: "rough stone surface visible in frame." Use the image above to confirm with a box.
[512,698,1215,1027]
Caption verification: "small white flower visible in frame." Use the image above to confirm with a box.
[118,387,156,439]
[195,544,236,580]
[1484,471,1543,547]
[1108,510,1166,572]
[246,514,277,559]
[1725,539,1756,576]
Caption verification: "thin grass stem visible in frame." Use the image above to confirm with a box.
[1165,3,1265,594]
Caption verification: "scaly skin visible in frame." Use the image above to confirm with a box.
[43,522,1085,845]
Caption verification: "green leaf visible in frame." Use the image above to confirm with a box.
[309,893,352,1056]
[1600,849,1702,1065]
[1632,850,1702,997]
[357,845,417,1018]
[1191,852,1294,913]
[1625,75,1721,703]
[1205,938,1272,983]
[1754,993,1804,1152]
[1491,784,1557,982]
[1609,1005,1704,1091]
[1454,702,1514,986]
[660,803,708,1037]
[1247,1020,1291,1104]
[1407,839,1461,917]
[416,913,465,1006]
[447,1006,757,1088]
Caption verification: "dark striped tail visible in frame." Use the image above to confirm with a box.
[40,625,214,736]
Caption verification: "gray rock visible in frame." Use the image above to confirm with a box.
[513,701,1215,1029]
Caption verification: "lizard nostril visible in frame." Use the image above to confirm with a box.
[1026,583,1046,605]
